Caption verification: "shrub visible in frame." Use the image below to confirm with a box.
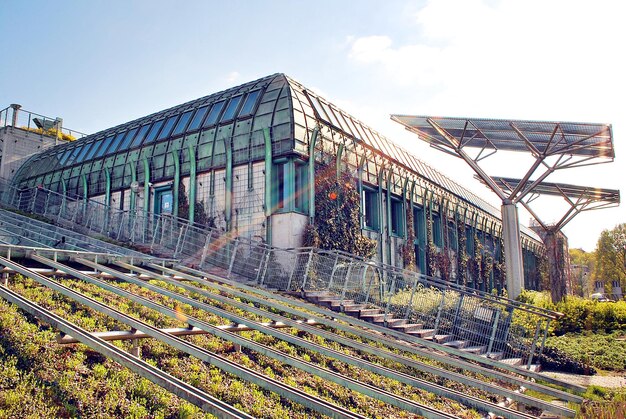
[537,345,596,375]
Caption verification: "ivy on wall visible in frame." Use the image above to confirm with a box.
[436,211,452,281]
[457,223,468,286]
[401,200,416,271]
[303,160,377,258]
[425,206,438,277]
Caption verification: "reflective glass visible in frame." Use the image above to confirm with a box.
[143,120,165,144]
[187,105,209,131]
[130,124,152,148]
[238,90,261,117]
[85,138,104,161]
[107,132,127,155]
[157,115,178,141]
[172,110,194,136]
[58,149,72,166]
[220,95,243,121]
[94,135,115,159]
[203,101,226,127]
[76,142,95,162]
[117,127,139,151]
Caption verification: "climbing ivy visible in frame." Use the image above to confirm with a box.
[457,223,468,286]
[401,200,416,271]
[302,160,377,258]
[425,206,438,277]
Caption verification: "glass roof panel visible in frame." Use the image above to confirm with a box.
[238,90,261,117]
[76,141,95,162]
[220,95,243,122]
[203,101,226,127]
[157,115,179,141]
[117,127,139,151]
[187,105,209,131]
[107,132,127,155]
[172,110,194,136]
[94,134,115,159]
[130,123,152,148]
[143,119,165,145]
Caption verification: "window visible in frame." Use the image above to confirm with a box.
[362,188,379,230]
[294,161,308,213]
[432,213,443,247]
[130,123,152,148]
[238,90,261,117]
[187,105,209,131]
[157,115,178,141]
[107,131,127,155]
[93,135,115,159]
[202,101,226,127]
[117,127,139,151]
[172,110,194,136]
[220,95,243,122]
[143,119,165,144]
[390,198,404,236]
[272,162,286,210]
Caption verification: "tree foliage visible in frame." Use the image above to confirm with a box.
[594,223,626,295]
[302,160,377,258]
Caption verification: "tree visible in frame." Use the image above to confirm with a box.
[594,223,626,296]
[569,248,594,297]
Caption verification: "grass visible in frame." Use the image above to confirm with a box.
[0,272,487,418]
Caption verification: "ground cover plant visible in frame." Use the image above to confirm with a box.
[0,271,490,418]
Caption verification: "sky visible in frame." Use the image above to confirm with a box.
[1,0,624,251]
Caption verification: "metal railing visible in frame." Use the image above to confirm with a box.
[0,104,86,140]
[0,181,559,365]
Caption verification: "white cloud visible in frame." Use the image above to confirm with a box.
[345,0,626,250]
[226,71,240,83]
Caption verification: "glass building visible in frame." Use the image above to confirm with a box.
[11,73,544,291]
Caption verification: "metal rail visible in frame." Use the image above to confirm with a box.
[0,284,251,418]
[41,255,469,419]
[71,257,573,417]
[0,256,370,419]
[170,264,586,399]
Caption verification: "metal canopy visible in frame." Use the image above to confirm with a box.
[391,115,614,159]
[482,176,621,231]
[391,114,618,300]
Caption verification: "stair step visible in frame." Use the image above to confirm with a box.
[499,357,524,366]
[342,304,367,311]
[442,340,469,349]
[360,314,386,323]
[391,323,423,333]
[406,328,435,338]
[460,345,487,354]
[359,308,382,316]
[433,334,453,344]
[304,290,333,298]
[385,318,407,327]
[483,352,504,360]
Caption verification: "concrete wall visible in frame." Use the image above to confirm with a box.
[0,127,67,182]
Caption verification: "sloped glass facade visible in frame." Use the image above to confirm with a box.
[12,73,544,291]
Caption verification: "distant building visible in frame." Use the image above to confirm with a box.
[6,74,545,293]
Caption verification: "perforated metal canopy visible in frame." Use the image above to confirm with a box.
[391,115,614,158]
[489,177,620,203]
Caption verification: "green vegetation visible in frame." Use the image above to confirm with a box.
[303,159,377,258]
[546,332,626,372]
[1,272,488,418]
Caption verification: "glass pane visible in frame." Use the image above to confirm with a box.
[117,127,139,151]
[143,119,165,144]
[76,142,95,163]
[172,110,194,136]
[107,132,127,155]
[94,135,115,159]
[157,115,178,141]
[203,101,226,127]
[238,90,261,117]
[220,95,243,121]
[187,105,209,132]
[131,124,152,148]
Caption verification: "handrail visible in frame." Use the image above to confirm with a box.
[0,105,87,139]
